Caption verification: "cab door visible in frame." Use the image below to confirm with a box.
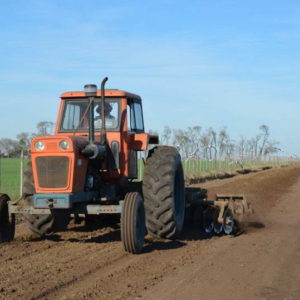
[127,99,145,178]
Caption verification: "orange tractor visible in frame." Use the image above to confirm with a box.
[0,78,186,253]
[0,77,252,253]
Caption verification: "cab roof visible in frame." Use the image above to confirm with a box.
[60,89,141,100]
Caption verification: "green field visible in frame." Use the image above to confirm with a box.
[0,158,28,199]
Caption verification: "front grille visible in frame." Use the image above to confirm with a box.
[36,156,69,188]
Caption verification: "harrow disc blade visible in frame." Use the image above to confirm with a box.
[213,207,223,234]
[214,222,224,234]
[223,208,235,235]
[204,222,214,233]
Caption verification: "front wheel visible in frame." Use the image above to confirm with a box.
[121,192,145,254]
[23,197,70,236]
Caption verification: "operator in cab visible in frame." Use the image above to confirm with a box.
[94,102,117,129]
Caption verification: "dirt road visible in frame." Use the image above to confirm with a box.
[1,165,300,300]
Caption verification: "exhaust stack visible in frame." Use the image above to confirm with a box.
[100,77,108,145]
[82,78,108,160]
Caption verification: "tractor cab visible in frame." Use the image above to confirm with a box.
[29,80,158,199]
[57,91,145,135]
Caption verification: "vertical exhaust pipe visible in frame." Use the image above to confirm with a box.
[82,79,107,160]
[100,77,108,145]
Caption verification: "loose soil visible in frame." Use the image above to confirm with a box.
[1,165,300,300]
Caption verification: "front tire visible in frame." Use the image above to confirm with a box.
[121,192,145,254]
[143,146,185,239]
[23,206,55,236]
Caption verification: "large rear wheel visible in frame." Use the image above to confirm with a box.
[143,146,185,239]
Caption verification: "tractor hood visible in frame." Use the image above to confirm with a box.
[30,136,89,194]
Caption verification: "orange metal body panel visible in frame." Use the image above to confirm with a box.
[31,136,89,194]
[59,89,141,100]
[129,133,149,151]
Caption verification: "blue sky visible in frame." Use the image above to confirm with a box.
[0,0,299,155]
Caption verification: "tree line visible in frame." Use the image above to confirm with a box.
[0,121,54,157]
[157,124,280,161]
[0,121,280,161]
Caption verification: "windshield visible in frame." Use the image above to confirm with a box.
[60,98,120,132]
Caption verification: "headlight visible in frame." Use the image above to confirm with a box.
[59,140,69,150]
[35,141,45,151]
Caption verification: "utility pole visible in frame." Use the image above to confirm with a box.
[19,140,26,197]
[20,148,24,196]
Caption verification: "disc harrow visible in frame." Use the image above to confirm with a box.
[187,188,254,236]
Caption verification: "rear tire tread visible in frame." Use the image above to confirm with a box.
[143,146,185,239]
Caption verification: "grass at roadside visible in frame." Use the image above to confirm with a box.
[0,158,29,199]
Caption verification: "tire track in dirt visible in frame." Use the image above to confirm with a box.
[0,226,124,300]
[33,249,129,300]
[1,165,300,300]
[142,165,300,300]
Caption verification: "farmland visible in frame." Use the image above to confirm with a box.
[0,164,300,299]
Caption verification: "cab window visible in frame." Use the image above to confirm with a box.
[127,100,144,133]
[60,98,120,132]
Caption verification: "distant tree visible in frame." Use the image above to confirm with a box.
[258,125,270,158]
[35,121,55,136]
[154,124,281,161]
[207,127,217,160]
[186,126,201,159]
[16,132,32,156]
[172,129,190,159]
[264,140,280,156]
[161,126,172,145]
[0,138,21,157]
[238,136,246,160]
[200,133,210,160]
[217,128,228,159]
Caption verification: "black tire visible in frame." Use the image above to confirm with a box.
[143,146,185,239]
[0,194,15,243]
[23,196,70,236]
[121,192,145,254]
[23,206,55,236]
